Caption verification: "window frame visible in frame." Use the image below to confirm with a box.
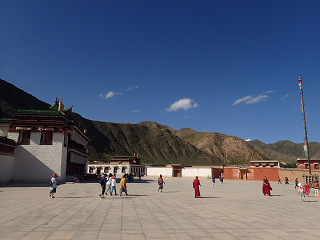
[40,131,53,145]
[19,130,30,145]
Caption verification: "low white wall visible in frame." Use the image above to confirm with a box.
[182,167,211,178]
[146,167,172,177]
[0,154,15,182]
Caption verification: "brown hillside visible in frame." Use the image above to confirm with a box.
[175,128,270,164]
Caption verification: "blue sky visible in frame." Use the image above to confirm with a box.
[1,1,320,144]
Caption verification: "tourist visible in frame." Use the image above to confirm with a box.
[220,174,224,183]
[120,174,128,196]
[158,174,165,192]
[49,173,58,198]
[297,183,305,202]
[111,175,117,195]
[295,178,298,189]
[193,176,201,198]
[278,177,282,184]
[304,182,310,197]
[313,180,319,198]
[262,176,272,196]
[73,172,77,183]
[99,175,106,198]
[285,177,289,184]
[105,174,112,196]
[139,173,141,181]
[212,175,215,185]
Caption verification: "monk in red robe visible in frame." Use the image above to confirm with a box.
[262,176,272,196]
[193,176,201,198]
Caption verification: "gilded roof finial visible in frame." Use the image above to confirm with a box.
[58,98,63,111]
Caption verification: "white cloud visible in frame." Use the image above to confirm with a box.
[266,90,276,93]
[232,96,252,106]
[166,98,199,112]
[102,91,121,99]
[281,94,289,100]
[127,86,138,90]
[233,94,269,105]
[98,94,104,98]
[245,139,251,142]
[133,109,140,112]
[245,95,268,104]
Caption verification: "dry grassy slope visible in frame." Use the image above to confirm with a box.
[175,128,270,164]
[74,117,223,165]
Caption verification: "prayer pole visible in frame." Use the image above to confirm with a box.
[298,76,311,175]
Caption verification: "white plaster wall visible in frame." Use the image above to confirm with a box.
[0,154,15,182]
[13,133,67,182]
[8,132,19,142]
[182,167,211,178]
[146,167,172,177]
[60,143,68,182]
[0,125,9,137]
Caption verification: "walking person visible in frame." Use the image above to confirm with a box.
[120,174,128,196]
[111,175,117,195]
[49,173,58,198]
[298,183,305,202]
[295,178,298,189]
[99,175,106,198]
[313,180,319,198]
[158,174,165,192]
[105,174,112,196]
[278,177,282,184]
[304,182,310,197]
[262,176,272,196]
[212,175,215,186]
[193,176,201,198]
[220,174,224,183]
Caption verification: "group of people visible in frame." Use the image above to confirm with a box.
[49,172,320,201]
[99,173,117,198]
[263,176,320,201]
[212,174,224,185]
[297,180,319,201]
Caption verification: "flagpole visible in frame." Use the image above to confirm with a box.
[298,76,311,175]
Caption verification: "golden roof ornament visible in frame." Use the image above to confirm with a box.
[58,98,63,111]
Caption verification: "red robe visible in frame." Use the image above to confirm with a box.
[262,179,272,195]
[305,184,310,196]
[193,178,201,197]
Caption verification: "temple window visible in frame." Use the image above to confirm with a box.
[19,131,30,145]
[40,131,53,145]
[315,164,319,169]
[122,167,126,173]
[89,167,93,173]
[104,167,108,173]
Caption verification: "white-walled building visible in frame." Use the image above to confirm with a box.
[88,155,145,177]
[0,99,90,183]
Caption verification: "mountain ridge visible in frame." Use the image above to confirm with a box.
[1,78,319,165]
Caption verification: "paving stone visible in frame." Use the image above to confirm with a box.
[0,177,319,239]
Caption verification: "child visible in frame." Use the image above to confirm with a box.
[49,173,58,198]
[297,183,305,202]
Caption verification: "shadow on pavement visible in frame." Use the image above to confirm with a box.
[198,196,219,198]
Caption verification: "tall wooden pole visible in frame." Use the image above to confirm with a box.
[298,76,311,175]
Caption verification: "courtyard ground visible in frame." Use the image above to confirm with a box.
[0,177,319,240]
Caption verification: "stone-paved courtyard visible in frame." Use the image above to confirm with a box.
[0,177,319,240]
